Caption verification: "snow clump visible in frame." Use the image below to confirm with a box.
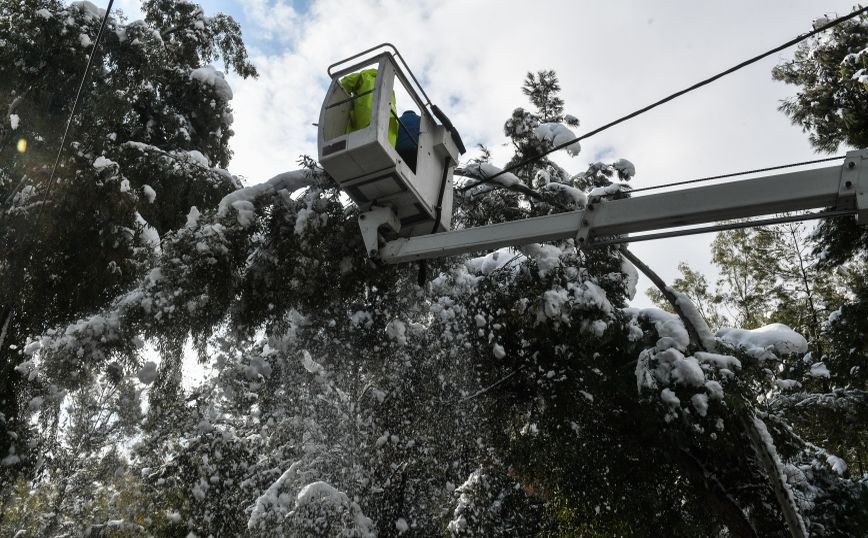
[826,455,847,475]
[71,1,106,20]
[183,149,209,167]
[217,169,320,226]
[775,379,801,391]
[463,162,521,189]
[248,463,300,530]
[190,65,233,101]
[809,362,830,378]
[385,319,408,345]
[533,122,581,156]
[630,308,737,422]
[135,212,160,252]
[300,350,325,376]
[620,257,639,300]
[289,481,376,537]
[613,158,636,179]
[447,469,483,534]
[93,156,118,170]
[542,181,587,206]
[716,323,808,360]
[185,206,201,228]
[520,243,564,277]
[142,184,156,203]
[465,248,520,276]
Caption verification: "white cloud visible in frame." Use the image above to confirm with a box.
[244,0,302,44]
[221,0,856,306]
[115,0,145,20]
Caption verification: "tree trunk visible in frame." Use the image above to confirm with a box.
[620,248,708,349]
[0,305,12,352]
[788,225,823,355]
[740,413,808,538]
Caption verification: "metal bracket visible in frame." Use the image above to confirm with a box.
[358,206,401,259]
[575,196,602,249]
[841,149,868,224]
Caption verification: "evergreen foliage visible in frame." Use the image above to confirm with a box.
[0,0,256,520]
[773,13,868,152]
[1,5,866,537]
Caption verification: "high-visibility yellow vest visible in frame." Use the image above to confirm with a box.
[340,69,398,146]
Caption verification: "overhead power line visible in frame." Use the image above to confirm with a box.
[36,0,116,219]
[459,5,868,194]
[3,1,115,210]
[627,155,845,195]
[590,209,858,247]
[1,0,115,337]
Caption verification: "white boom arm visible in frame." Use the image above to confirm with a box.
[373,149,868,264]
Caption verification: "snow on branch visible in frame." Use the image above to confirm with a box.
[716,323,808,361]
[217,169,323,226]
[248,461,301,530]
[29,169,326,387]
[533,122,581,156]
[460,163,522,189]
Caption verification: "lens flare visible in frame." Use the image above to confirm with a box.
[16,138,27,153]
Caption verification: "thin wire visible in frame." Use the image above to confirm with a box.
[458,367,523,403]
[459,5,868,194]
[1,1,115,330]
[628,155,846,194]
[457,167,571,209]
[589,209,857,247]
[33,0,116,221]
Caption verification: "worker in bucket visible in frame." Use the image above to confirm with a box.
[395,110,421,172]
[340,69,399,146]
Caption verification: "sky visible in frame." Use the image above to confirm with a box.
[117,0,858,308]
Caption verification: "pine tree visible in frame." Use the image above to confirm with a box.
[772,13,868,152]
[772,10,868,482]
[622,15,868,532]
[5,21,865,533]
[648,221,866,522]
[771,9,868,315]
[0,0,255,504]
[501,70,574,189]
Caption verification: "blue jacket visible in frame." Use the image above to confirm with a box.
[395,111,421,153]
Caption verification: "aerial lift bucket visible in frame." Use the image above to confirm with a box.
[317,44,465,259]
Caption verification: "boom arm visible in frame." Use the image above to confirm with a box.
[372,149,868,264]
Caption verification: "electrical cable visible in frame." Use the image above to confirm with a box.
[625,155,846,195]
[33,0,116,222]
[1,1,115,333]
[456,167,571,209]
[589,209,858,247]
[459,5,868,194]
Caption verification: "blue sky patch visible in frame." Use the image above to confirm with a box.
[592,146,616,162]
